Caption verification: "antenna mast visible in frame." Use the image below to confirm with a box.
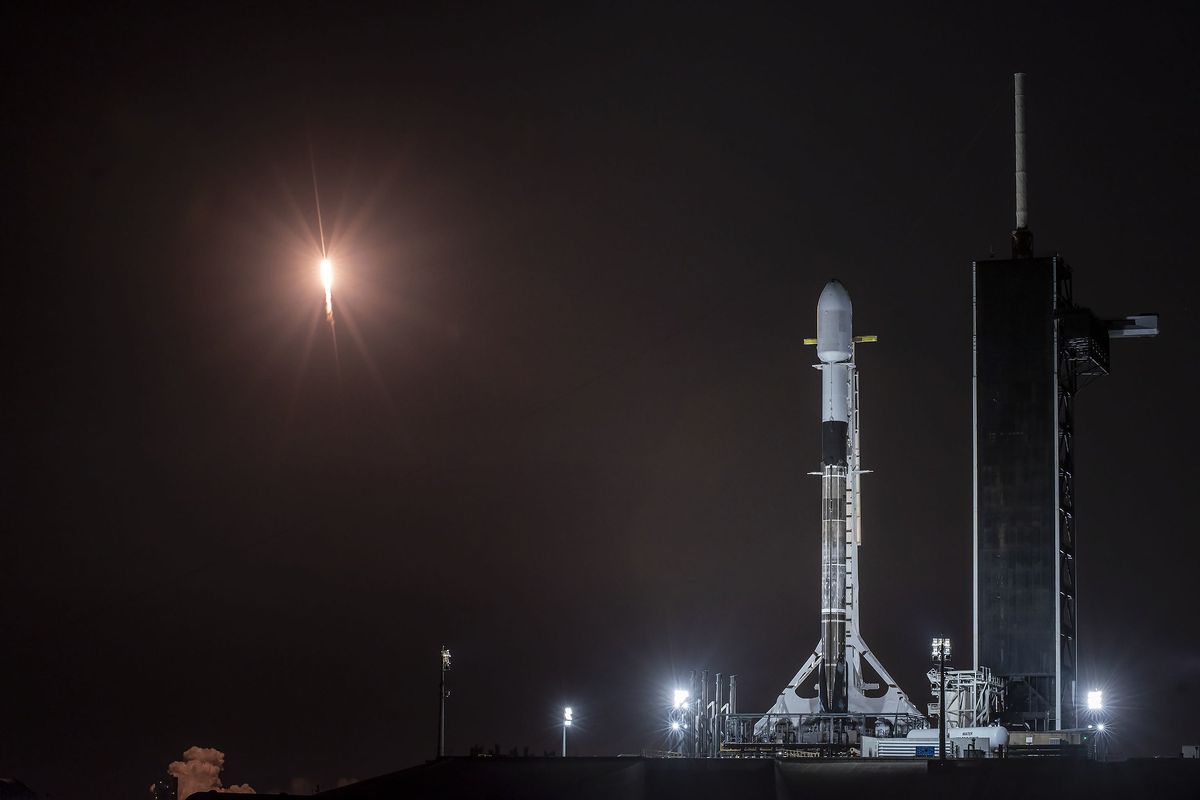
[1012,72,1033,257]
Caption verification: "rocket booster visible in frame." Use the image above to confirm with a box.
[755,283,921,728]
[756,279,921,730]
[817,280,852,713]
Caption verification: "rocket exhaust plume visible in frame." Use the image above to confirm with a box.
[319,255,341,375]
[320,257,334,321]
[167,746,255,799]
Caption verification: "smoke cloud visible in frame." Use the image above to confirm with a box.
[167,746,255,799]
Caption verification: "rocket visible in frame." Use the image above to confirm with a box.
[757,279,922,731]
[817,279,853,713]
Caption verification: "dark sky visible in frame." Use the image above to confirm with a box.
[5,3,1199,796]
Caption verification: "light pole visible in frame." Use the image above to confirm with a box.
[932,638,951,760]
[562,707,573,756]
[1087,690,1105,760]
[437,646,451,759]
[670,689,690,755]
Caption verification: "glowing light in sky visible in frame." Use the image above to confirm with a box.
[320,258,333,320]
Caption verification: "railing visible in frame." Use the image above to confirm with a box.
[715,711,923,756]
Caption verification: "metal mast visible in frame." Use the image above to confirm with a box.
[437,646,451,758]
[1012,72,1033,258]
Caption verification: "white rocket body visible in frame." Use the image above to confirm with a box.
[817,280,852,713]
[757,280,923,731]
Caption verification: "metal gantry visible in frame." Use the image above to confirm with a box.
[925,666,1005,729]
[671,671,923,758]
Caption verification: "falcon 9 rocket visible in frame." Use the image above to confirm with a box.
[757,280,923,732]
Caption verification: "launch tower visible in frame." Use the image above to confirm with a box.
[972,74,1158,731]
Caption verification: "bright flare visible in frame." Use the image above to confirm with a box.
[320,258,334,320]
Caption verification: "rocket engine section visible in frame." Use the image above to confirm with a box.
[817,281,852,713]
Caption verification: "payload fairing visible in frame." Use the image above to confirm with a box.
[762,280,921,725]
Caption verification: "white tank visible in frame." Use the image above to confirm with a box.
[817,280,853,363]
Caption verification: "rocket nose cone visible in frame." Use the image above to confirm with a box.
[816,279,853,363]
[817,280,852,316]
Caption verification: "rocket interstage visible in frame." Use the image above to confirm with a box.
[756,279,923,735]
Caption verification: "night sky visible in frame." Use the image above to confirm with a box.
[6,4,1199,796]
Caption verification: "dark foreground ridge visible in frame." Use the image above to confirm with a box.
[195,756,1199,799]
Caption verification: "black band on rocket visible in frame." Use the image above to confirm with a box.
[821,420,849,466]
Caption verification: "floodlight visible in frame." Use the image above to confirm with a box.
[673,689,689,709]
[1096,723,1105,732]
[671,721,681,731]
[564,707,573,725]
[1087,690,1103,710]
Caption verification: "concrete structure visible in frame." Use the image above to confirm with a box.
[192,756,1200,799]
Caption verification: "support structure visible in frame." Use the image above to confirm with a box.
[925,666,1005,729]
[972,73,1158,732]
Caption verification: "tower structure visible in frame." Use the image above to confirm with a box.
[972,74,1158,731]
